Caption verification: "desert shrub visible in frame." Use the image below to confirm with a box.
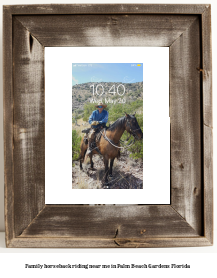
[83,103,96,121]
[121,114,143,159]
[72,130,81,160]
[129,114,143,159]
[108,100,143,122]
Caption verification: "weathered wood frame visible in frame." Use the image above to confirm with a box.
[3,4,212,248]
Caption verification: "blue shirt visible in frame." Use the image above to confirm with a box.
[89,110,109,128]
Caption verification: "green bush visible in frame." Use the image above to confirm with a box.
[107,100,143,122]
[83,103,96,121]
[129,115,143,159]
[72,130,81,160]
[121,114,143,159]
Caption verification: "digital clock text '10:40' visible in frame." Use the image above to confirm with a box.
[90,84,125,97]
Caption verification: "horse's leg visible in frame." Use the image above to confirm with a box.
[79,139,84,170]
[109,158,115,177]
[80,156,83,170]
[90,153,94,169]
[80,147,87,170]
[103,157,109,184]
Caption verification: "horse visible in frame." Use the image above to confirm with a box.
[79,112,143,184]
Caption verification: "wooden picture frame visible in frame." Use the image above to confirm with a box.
[3,4,213,248]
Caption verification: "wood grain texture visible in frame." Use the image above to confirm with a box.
[8,237,212,248]
[20,205,199,238]
[202,6,213,244]
[202,6,213,245]
[4,4,207,15]
[13,17,45,237]
[3,7,14,247]
[203,126,213,244]
[202,6,212,129]
[170,17,202,234]
[203,6,213,245]
[16,15,197,47]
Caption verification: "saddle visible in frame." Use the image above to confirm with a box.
[81,127,107,145]
[81,128,91,134]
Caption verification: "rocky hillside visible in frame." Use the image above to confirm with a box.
[72,81,143,113]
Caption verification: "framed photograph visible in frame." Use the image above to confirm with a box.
[45,47,170,204]
[4,4,212,247]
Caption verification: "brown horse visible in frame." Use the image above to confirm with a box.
[79,113,143,184]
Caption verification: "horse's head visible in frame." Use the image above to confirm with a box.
[124,112,143,140]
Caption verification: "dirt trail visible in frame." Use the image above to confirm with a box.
[72,153,143,189]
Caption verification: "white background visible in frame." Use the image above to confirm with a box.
[45,47,170,204]
[0,0,216,276]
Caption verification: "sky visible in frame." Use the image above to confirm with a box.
[72,63,143,86]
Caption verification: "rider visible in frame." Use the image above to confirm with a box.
[86,103,109,155]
